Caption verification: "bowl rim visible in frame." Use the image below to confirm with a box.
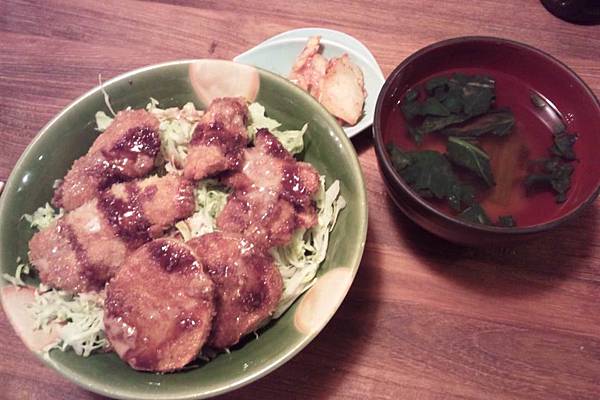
[0,59,368,399]
[373,35,600,235]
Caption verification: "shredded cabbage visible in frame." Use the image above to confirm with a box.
[98,74,116,117]
[2,257,30,287]
[2,265,107,357]
[21,203,63,230]
[271,178,346,317]
[247,102,308,155]
[175,180,229,241]
[94,111,113,131]
[30,285,108,357]
[146,98,204,172]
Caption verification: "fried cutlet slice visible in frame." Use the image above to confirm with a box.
[104,239,215,372]
[183,97,248,180]
[100,174,195,244]
[53,109,160,211]
[216,193,300,248]
[188,232,283,349]
[217,129,320,248]
[29,174,195,293]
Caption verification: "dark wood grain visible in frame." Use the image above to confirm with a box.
[1,1,600,399]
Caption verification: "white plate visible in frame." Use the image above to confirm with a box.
[234,28,385,138]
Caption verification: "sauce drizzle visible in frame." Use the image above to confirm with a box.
[98,183,153,248]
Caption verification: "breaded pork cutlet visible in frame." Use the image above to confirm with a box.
[183,97,249,180]
[29,174,195,293]
[188,232,283,349]
[53,109,160,211]
[217,128,320,248]
[104,239,215,372]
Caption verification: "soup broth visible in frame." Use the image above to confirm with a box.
[385,68,573,227]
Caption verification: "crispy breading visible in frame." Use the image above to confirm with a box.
[104,239,215,372]
[183,98,248,180]
[217,129,319,248]
[53,109,160,211]
[188,232,282,349]
[29,175,195,292]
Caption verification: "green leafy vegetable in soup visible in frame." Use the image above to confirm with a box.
[401,73,501,143]
[440,110,515,138]
[524,124,577,203]
[550,130,578,161]
[387,143,474,211]
[390,72,580,226]
[446,137,495,187]
[497,215,516,227]
[389,72,583,227]
[458,204,492,225]
[525,158,574,203]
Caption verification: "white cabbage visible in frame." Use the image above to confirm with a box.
[21,203,63,230]
[175,180,229,241]
[271,178,346,317]
[247,102,307,155]
[30,286,108,357]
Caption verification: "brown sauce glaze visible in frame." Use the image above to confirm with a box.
[148,240,197,273]
[98,183,152,248]
[178,315,199,330]
[191,122,245,152]
[240,251,274,313]
[190,121,223,146]
[281,164,312,208]
[56,220,106,290]
[107,126,161,159]
[88,159,130,191]
[92,126,160,190]
[240,289,266,312]
[257,128,290,160]
[141,184,158,200]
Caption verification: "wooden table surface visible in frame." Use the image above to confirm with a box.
[2,1,600,399]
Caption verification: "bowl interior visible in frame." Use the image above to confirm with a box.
[0,61,367,399]
[377,37,600,229]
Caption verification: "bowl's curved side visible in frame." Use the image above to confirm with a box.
[0,60,367,400]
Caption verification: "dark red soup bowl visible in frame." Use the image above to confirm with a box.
[373,36,600,246]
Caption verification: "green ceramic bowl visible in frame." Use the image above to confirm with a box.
[0,60,367,399]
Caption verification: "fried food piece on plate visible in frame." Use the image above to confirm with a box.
[104,239,215,372]
[183,97,249,180]
[288,36,328,99]
[217,129,320,248]
[53,109,161,211]
[188,232,282,349]
[288,36,366,126]
[319,54,366,126]
[29,174,195,293]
